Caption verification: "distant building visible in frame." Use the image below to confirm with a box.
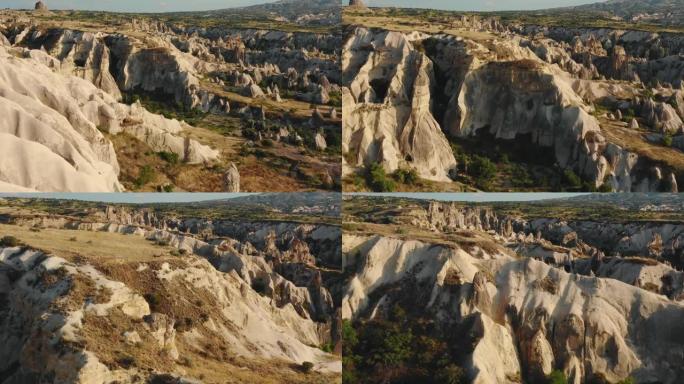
[349,0,365,7]
[34,1,47,11]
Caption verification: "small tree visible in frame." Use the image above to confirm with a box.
[368,163,396,192]
[301,361,314,373]
[436,364,467,384]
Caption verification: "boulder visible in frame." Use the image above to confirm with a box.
[223,163,240,192]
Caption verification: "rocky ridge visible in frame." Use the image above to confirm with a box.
[343,198,684,383]
[0,203,342,383]
[342,17,684,191]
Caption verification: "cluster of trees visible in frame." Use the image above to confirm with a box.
[343,305,467,384]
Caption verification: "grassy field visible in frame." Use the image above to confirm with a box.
[343,194,684,225]
[21,9,335,34]
[343,7,684,34]
[0,223,176,265]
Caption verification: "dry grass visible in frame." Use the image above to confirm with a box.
[201,81,336,120]
[0,223,175,265]
[600,117,684,172]
[343,11,498,42]
[343,221,506,256]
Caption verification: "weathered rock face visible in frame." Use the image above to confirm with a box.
[342,23,684,191]
[0,199,343,382]
[0,242,340,382]
[342,28,457,181]
[0,45,219,192]
[343,232,684,384]
[446,60,606,180]
[34,1,47,11]
[418,201,684,269]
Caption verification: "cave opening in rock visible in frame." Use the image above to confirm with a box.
[369,78,390,102]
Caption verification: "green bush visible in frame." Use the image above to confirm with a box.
[301,361,314,373]
[663,134,673,147]
[368,163,396,192]
[261,138,274,147]
[134,165,156,188]
[436,364,467,384]
[563,169,583,189]
[547,370,568,384]
[392,168,420,185]
[511,165,534,188]
[251,279,268,295]
[0,236,21,247]
[157,151,179,164]
[470,155,497,190]
[616,378,635,384]
[143,292,162,311]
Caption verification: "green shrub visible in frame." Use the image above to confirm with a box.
[435,364,467,384]
[116,355,136,369]
[157,151,179,164]
[261,138,274,147]
[547,370,568,384]
[392,168,420,185]
[162,184,174,193]
[301,361,314,373]
[251,279,268,295]
[563,169,582,189]
[663,134,673,147]
[470,155,497,190]
[598,183,613,192]
[0,236,21,247]
[511,165,534,188]
[143,292,162,311]
[617,378,635,384]
[134,165,155,188]
[368,163,396,192]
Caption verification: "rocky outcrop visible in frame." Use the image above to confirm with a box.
[446,60,606,183]
[223,163,241,192]
[342,28,457,181]
[0,240,340,382]
[344,234,684,383]
[0,44,218,191]
[342,24,684,191]
[403,201,684,270]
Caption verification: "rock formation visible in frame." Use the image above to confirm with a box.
[343,196,684,383]
[0,197,342,382]
[223,163,241,192]
[342,22,684,191]
[0,45,218,192]
[342,28,457,181]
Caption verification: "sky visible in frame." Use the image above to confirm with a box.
[361,0,596,11]
[353,193,587,202]
[0,193,255,204]
[2,0,278,13]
